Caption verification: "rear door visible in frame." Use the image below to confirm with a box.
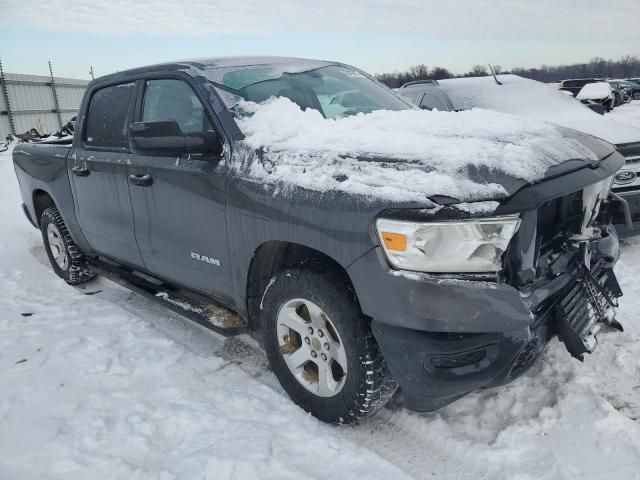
[70,81,145,267]
[126,76,233,300]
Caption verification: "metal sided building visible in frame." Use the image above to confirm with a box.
[0,71,89,139]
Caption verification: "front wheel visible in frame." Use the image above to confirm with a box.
[40,207,95,285]
[260,268,397,424]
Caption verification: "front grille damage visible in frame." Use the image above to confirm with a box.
[555,259,623,360]
[507,176,624,362]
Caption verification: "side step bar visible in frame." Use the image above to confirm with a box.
[89,259,248,337]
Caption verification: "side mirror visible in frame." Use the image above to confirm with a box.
[129,121,186,156]
[185,129,223,156]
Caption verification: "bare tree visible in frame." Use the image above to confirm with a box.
[430,67,452,80]
[408,64,429,78]
[376,55,640,88]
[470,65,488,76]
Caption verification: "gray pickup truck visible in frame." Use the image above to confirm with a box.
[12,57,625,424]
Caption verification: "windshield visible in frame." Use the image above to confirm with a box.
[207,64,413,119]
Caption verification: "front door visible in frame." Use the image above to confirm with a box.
[70,81,145,268]
[126,78,232,301]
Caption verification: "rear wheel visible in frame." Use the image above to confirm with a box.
[40,207,95,285]
[260,267,397,424]
[633,91,640,101]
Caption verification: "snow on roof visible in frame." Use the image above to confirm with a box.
[577,82,612,101]
[195,56,333,69]
[440,75,640,145]
[233,97,597,203]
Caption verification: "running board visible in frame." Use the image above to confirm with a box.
[89,259,248,337]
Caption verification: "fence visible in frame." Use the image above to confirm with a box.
[0,61,89,140]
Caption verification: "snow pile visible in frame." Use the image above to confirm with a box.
[609,100,640,129]
[577,82,612,101]
[234,97,598,203]
[440,75,640,145]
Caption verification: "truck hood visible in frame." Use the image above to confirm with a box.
[350,126,615,205]
[236,97,610,206]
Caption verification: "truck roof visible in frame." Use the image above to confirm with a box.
[94,56,335,83]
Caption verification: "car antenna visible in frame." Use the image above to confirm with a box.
[488,64,503,85]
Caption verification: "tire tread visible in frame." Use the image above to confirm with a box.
[41,207,95,285]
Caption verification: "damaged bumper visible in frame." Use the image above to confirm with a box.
[349,231,622,411]
[348,181,626,412]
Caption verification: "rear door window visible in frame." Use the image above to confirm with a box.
[84,83,135,149]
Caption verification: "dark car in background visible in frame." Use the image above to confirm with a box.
[396,80,456,111]
[608,80,632,105]
[559,78,601,96]
[618,80,640,101]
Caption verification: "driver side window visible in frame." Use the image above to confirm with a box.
[141,79,222,156]
[143,79,210,133]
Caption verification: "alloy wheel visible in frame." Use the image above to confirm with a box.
[46,223,68,271]
[276,298,348,397]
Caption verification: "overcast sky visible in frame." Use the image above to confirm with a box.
[1,0,638,79]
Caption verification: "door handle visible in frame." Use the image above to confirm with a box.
[72,166,90,177]
[128,173,153,186]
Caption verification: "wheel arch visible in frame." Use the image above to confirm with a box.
[245,241,360,332]
[32,188,57,226]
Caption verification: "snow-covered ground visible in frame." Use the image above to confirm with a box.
[609,100,640,129]
[2,99,640,479]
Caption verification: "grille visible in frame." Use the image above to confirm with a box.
[555,260,622,360]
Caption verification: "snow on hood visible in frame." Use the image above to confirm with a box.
[233,97,598,203]
[440,75,640,145]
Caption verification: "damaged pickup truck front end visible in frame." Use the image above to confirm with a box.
[349,139,625,412]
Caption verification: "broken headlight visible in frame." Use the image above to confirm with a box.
[376,215,521,273]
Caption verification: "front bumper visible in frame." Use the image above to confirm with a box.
[347,230,621,412]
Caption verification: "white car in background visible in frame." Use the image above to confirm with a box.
[440,74,640,236]
[576,82,616,112]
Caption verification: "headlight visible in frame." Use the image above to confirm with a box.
[376,215,521,273]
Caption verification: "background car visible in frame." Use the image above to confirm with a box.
[577,82,616,111]
[618,80,640,100]
[440,74,640,236]
[559,78,601,96]
[608,81,627,105]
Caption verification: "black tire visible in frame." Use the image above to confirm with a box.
[260,267,397,424]
[40,206,95,285]
[633,92,640,101]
